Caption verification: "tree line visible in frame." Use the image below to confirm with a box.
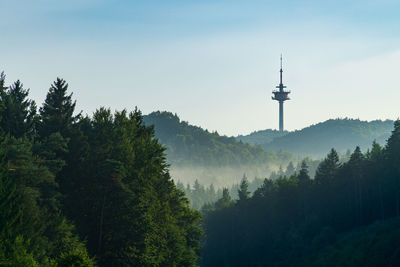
[202,121,400,266]
[143,111,295,167]
[0,72,202,266]
[178,158,322,211]
[257,118,393,157]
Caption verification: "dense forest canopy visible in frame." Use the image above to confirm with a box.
[202,121,400,266]
[1,70,400,267]
[0,72,202,266]
[238,118,394,157]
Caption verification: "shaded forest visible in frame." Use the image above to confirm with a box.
[1,70,400,267]
[0,73,201,266]
[202,121,400,266]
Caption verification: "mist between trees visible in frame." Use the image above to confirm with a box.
[2,70,398,266]
[170,152,356,210]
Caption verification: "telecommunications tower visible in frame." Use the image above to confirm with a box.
[272,55,291,132]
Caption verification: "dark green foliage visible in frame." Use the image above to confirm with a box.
[202,120,400,266]
[298,160,311,185]
[214,188,233,210]
[314,148,340,184]
[0,73,201,266]
[238,175,250,201]
[0,79,37,138]
[62,108,202,266]
[306,219,400,267]
[54,248,95,267]
[38,78,78,139]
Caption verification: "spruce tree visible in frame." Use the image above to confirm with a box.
[238,174,250,201]
[39,78,78,139]
[298,160,310,185]
[315,148,340,185]
[0,71,6,98]
[0,80,36,138]
[214,188,233,209]
[384,120,400,216]
[385,120,400,168]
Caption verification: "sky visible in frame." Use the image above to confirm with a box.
[1,0,400,136]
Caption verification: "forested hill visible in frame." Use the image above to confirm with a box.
[143,111,292,167]
[202,121,400,266]
[237,129,287,145]
[238,119,394,157]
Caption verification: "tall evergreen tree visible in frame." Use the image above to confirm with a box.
[0,80,36,138]
[298,160,310,185]
[238,174,250,201]
[315,148,340,185]
[0,71,6,98]
[384,120,400,216]
[214,188,233,210]
[39,78,78,138]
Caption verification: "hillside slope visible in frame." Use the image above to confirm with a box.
[143,111,295,186]
[238,119,394,157]
[236,129,287,145]
[143,111,293,167]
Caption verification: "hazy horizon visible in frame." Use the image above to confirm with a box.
[2,0,400,136]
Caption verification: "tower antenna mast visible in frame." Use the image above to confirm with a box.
[272,55,291,132]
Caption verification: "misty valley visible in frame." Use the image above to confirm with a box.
[0,72,399,266]
[4,0,400,266]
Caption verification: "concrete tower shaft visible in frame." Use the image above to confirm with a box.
[271,55,291,132]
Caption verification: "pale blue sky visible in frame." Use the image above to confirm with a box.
[2,0,400,135]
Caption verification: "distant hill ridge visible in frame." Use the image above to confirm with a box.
[237,129,288,145]
[238,118,394,157]
[144,111,394,162]
[143,111,293,167]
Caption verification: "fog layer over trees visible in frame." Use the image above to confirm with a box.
[201,122,400,266]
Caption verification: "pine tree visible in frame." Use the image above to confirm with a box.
[253,178,275,198]
[214,188,233,209]
[346,146,365,224]
[298,160,310,185]
[315,148,340,185]
[39,78,78,138]
[0,80,36,138]
[384,120,400,216]
[238,174,250,201]
[385,120,400,169]
[0,71,7,98]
